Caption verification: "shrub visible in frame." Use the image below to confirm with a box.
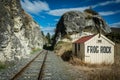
[0,62,6,70]
[106,32,120,43]
[61,50,73,61]
[30,48,41,54]
[62,34,72,40]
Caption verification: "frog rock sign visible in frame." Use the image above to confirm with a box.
[87,46,111,53]
[72,34,115,64]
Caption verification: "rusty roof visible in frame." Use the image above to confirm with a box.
[73,34,95,43]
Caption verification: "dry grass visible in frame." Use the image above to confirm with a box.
[86,43,120,80]
[70,55,120,80]
[54,41,72,56]
[87,63,120,80]
[69,56,86,65]
[88,70,120,80]
[69,56,111,67]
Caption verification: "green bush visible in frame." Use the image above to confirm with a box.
[30,48,41,54]
[106,32,120,43]
[57,41,64,44]
[0,62,6,70]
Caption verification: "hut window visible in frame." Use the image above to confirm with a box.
[75,43,77,53]
[75,43,77,56]
[78,44,80,51]
[98,40,102,43]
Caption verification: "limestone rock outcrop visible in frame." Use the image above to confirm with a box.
[53,9,111,46]
[0,0,44,62]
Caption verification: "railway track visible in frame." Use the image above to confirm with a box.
[10,50,48,80]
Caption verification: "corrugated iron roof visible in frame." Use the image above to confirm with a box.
[73,34,95,43]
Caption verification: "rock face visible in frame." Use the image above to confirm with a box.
[53,9,111,46]
[0,0,44,62]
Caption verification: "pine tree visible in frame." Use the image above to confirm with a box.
[41,31,44,36]
[46,33,51,44]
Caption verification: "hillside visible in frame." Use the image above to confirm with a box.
[111,27,120,33]
[105,27,120,43]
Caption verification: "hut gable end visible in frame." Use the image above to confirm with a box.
[85,34,115,46]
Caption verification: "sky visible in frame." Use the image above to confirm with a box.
[20,0,120,35]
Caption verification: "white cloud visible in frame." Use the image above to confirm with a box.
[47,0,120,17]
[41,26,55,35]
[20,0,120,17]
[93,1,114,8]
[92,0,120,8]
[54,19,59,22]
[20,0,50,14]
[48,6,89,16]
[110,22,120,27]
[99,10,120,16]
[116,0,120,3]
[40,16,46,18]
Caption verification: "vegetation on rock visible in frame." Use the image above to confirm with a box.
[106,32,120,43]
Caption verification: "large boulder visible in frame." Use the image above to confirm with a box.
[53,9,111,46]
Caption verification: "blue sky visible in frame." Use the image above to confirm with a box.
[20,0,120,34]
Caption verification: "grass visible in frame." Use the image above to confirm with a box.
[87,63,120,80]
[30,48,41,54]
[88,70,120,80]
[0,62,13,70]
[0,61,17,70]
[54,41,72,56]
[69,54,120,80]
[0,62,7,70]
[62,34,72,41]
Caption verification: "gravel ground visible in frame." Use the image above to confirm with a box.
[43,51,87,80]
[0,50,42,80]
[0,50,87,80]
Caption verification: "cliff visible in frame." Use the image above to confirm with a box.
[0,0,44,62]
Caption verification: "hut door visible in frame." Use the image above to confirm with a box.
[75,43,77,56]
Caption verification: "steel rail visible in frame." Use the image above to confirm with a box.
[10,50,43,80]
[38,51,48,80]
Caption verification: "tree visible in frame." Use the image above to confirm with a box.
[41,31,44,36]
[46,33,51,44]
[84,7,98,15]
